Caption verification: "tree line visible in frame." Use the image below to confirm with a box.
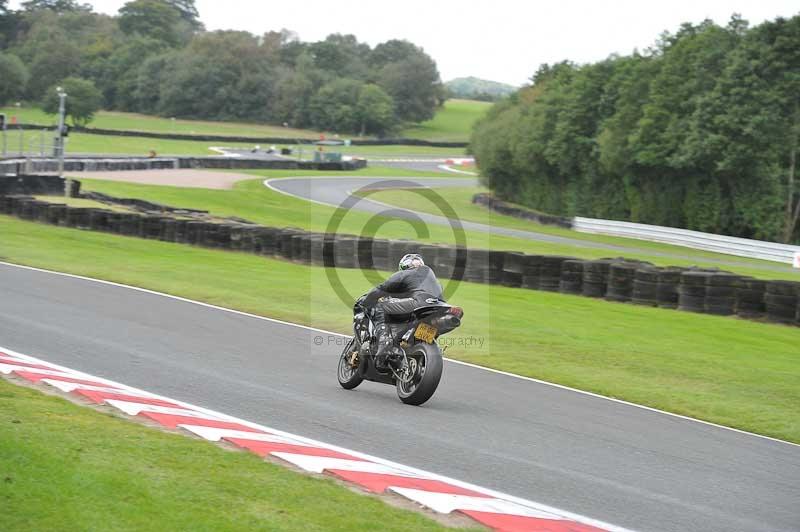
[471,15,800,244]
[0,0,445,135]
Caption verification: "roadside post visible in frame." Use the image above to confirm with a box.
[55,87,69,196]
[793,251,800,269]
[0,113,6,157]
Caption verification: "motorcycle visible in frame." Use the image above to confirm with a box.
[337,296,463,405]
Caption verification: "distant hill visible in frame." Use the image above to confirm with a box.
[445,77,517,101]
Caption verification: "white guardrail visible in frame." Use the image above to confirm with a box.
[572,217,800,267]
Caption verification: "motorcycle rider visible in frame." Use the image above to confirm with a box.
[363,253,443,369]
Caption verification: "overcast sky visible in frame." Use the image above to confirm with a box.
[11,0,800,85]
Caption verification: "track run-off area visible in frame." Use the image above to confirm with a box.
[1,261,798,532]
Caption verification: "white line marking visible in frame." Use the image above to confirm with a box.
[1,260,796,449]
[437,164,478,176]
[0,343,631,532]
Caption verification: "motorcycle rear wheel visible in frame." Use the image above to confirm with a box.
[337,337,363,390]
[396,342,442,406]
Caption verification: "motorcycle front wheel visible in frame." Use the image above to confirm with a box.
[396,341,443,406]
[337,337,363,390]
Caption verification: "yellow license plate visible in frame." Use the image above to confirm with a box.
[414,323,438,343]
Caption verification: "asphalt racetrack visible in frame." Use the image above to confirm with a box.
[2,263,798,532]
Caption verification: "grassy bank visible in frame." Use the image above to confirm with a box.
[0,378,456,531]
[2,100,486,143]
[1,106,327,139]
[2,215,798,443]
[401,99,491,142]
[74,176,798,280]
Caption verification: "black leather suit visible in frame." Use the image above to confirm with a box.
[366,265,443,325]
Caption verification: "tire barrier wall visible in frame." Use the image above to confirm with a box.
[12,123,468,148]
[0,174,77,196]
[2,193,798,327]
[472,193,573,229]
[0,157,368,174]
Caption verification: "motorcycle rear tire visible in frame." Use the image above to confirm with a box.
[396,342,443,406]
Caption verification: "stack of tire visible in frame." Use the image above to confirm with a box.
[308,233,325,266]
[705,273,741,316]
[539,256,574,292]
[736,278,766,319]
[606,263,638,302]
[678,271,710,313]
[486,251,505,285]
[333,234,357,268]
[464,248,489,283]
[656,268,683,309]
[448,247,468,282]
[764,281,799,324]
[632,267,660,306]
[521,255,542,289]
[63,207,90,229]
[501,252,525,288]
[436,246,459,280]
[581,259,612,298]
[371,239,391,271]
[291,233,311,263]
[276,228,300,259]
[558,260,584,295]
[356,237,375,270]
[419,244,441,276]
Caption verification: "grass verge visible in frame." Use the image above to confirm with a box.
[4,101,486,143]
[0,377,458,531]
[5,129,466,158]
[1,105,326,138]
[1,215,798,443]
[400,99,491,142]
[76,176,799,280]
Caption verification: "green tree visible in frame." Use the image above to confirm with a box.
[355,84,395,136]
[20,0,91,11]
[165,0,202,30]
[378,53,443,123]
[158,31,277,121]
[0,52,29,104]
[309,33,370,79]
[42,77,103,126]
[309,78,362,133]
[118,0,182,46]
[369,39,420,69]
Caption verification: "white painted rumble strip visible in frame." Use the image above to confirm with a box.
[40,379,157,397]
[271,454,422,478]
[389,488,563,519]
[0,363,81,378]
[0,344,631,532]
[103,399,225,419]
[178,425,310,445]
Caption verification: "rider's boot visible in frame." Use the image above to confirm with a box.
[373,324,394,370]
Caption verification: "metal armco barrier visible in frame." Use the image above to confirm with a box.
[472,193,800,266]
[573,217,800,265]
